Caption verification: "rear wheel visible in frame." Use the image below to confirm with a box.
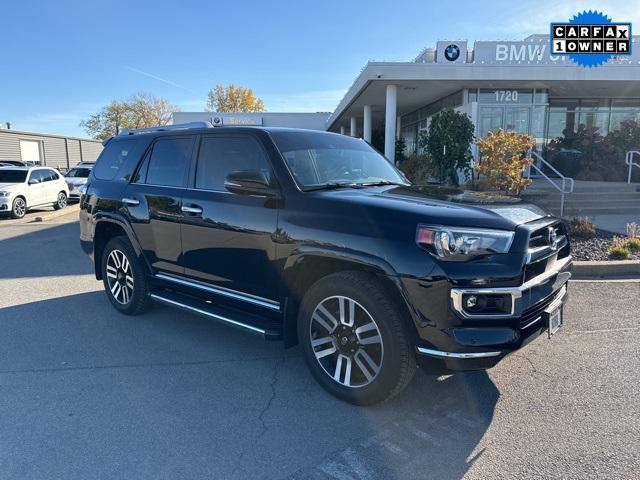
[53,191,67,210]
[298,271,416,405]
[11,197,27,219]
[101,236,150,315]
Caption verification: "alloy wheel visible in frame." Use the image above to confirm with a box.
[14,198,26,217]
[105,249,134,305]
[309,295,384,388]
[57,192,67,209]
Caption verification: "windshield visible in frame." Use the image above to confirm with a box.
[0,170,28,183]
[270,131,408,190]
[65,167,91,178]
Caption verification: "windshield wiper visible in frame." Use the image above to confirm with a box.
[358,180,407,187]
[303,182,364,192]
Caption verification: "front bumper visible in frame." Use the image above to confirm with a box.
[413,255,572,372]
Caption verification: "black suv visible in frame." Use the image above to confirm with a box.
[80,122,571,405]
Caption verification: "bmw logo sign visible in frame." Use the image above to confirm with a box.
[444,44,460,62]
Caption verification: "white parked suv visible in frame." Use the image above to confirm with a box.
[0,166,69,219]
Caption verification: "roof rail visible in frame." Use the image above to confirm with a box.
[118,121,214,136]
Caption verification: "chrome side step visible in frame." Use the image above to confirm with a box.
[149,292,281,340]
[155,272,280,311]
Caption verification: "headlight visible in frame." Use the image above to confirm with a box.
[416,225,514,260]
[0,191,10,197]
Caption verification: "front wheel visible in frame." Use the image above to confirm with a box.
[298,272,416,405]
[101,236,150,315]
[53,191,67,210]
[11,197,27,219]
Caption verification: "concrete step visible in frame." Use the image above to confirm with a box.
[543,206,640,216]
[531,200,640,209]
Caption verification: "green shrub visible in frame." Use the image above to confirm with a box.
[608,246,631,259]
[568,216,596,239]
[399,154,432,184]
[626,238,640,251]
[423,108,474,185]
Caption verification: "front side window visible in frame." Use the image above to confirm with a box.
[29,170,47,183]
[145,137,193,187]
[195,136,271,191]
[269,131,407,190]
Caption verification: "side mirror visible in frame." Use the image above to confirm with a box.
[28,178,39,185]
[224,170,277,197]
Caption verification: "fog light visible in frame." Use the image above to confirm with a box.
[465,295,478,309]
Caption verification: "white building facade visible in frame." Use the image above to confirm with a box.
[328,35,640,182]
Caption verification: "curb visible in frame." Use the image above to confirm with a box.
[573,260,640,279]
[28,203,80,223]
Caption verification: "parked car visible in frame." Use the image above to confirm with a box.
[0,166,69,218]
[80,123,572,405]
[64,164,93,200]
[0,160,33,167]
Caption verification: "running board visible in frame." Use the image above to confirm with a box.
[149,290,282,340]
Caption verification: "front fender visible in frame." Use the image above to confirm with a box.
[281,245,423,347]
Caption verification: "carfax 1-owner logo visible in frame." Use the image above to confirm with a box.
[550,10,632,67]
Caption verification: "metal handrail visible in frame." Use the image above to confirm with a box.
[525,150,574,217]
[626,150,640,184]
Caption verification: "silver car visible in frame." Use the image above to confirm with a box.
[64,165,93,199]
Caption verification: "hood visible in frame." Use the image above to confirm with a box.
[65,177,88,186]
[0,183,20,190]
[314,185,549,230]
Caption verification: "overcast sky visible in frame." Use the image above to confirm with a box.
[1,0,637,137]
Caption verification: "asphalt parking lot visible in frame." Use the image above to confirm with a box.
[0,211,638,480]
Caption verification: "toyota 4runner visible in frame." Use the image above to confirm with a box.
[80,122,571,405]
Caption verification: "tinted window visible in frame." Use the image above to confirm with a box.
[195,136,270,191]
[93,138,145,181]
[144,137,193,187]
[0,170,28,183]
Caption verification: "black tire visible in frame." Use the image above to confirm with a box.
[11,196,27,219]
[298,271,416,405]
[53,191,67,210]
[101,236,150,315]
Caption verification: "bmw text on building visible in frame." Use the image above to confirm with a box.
[327,34,640,182]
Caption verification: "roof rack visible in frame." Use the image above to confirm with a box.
[118,121,214,136]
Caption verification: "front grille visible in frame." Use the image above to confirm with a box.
[529,222,564,250]
[519,291,557,329]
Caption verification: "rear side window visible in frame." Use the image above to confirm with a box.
[93,138,145,181]
[195,136,270,191]
[145,137,194,187]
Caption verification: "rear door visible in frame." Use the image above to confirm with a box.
[180,133,280,303]
[123,135,195,274]
[42,169,62,203]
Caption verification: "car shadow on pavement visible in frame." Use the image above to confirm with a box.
[0,220,93,279]
[0,288,499,480]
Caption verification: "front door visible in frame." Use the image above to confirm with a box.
[180,133,280,303]
[26,169,47,205]
[123,135,195,274]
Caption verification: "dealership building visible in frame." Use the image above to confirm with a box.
[176,34,640,185]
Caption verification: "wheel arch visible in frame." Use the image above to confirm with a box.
[93,215,149,280]
[281,247,419,348]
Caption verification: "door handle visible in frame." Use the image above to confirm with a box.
[122,197,140,206]
[181,205,203,215]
